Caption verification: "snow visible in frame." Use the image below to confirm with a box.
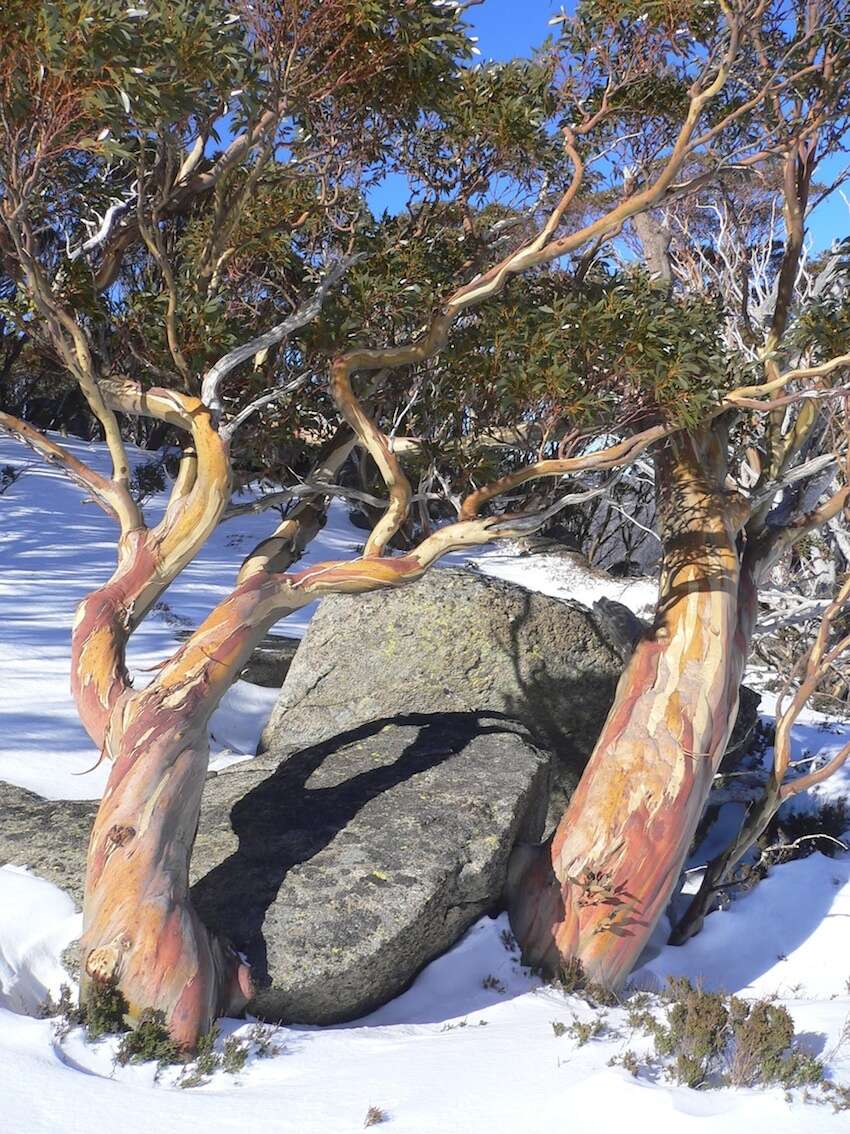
[2,431,850,1132]
[0,431,657,799]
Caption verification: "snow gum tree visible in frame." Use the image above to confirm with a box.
[1,0,850,1046]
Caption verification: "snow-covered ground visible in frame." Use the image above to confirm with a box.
[2,432,850,1133]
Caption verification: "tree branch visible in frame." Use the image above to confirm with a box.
[202,254,363,418]
[0,411,121,520]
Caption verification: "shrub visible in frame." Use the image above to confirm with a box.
[652,980,823,1090]
[364,1105,388,1127]
[654,979,729,1087]
[115,1010,183,1070]
[568,1016,607,1046]
[79,978,129,1041]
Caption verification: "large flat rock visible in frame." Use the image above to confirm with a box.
[195,717,549,1023]
[1,717,550,1024]
[260,567,627,819]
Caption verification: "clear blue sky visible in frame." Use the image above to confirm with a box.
[370,0,847,252]
[467,0,565,59]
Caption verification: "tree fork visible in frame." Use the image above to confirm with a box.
[77,572,302,1046]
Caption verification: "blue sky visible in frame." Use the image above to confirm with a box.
[467,0,565,59]
[370,0,847,252]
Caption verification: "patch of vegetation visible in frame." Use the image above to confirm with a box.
[567,1015,608,1046]
[623,979,825,1090]
[41,977,129,1041]
[481,974,506,994]
[39,983,85,1039]
[246,1022,283,1059]
[115,1010,183,1070]
[129,457,168,506]
[39,982,281,1086]
[608,1050,640,1076]
[84,978,132,1040]
[653,979,729,1087]
[222,1035,250,1074]
[760,799,850,865]
[364,1105,388,1127]
[550,957,619,1007]
[551,1020,567,1037]
[823,1083,850,1112]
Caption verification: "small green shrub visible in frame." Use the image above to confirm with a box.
[658,980,729,1087]
[551,957,619,1007]
[222,1036,250,1074]
[130,458,168,505]
[79,978,129,1041]
[554,958,585,995]
[115,1010,182,1070]
[568,1015,607,1046]
[247,1023,282,1059]
[42,982,259,1087]
[650,980,824,1090]
[608,1050,640,1076]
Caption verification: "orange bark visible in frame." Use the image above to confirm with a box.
[77,521,519,1043]
[508,432,755,988]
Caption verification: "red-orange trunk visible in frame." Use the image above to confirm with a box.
[509,433,755,987]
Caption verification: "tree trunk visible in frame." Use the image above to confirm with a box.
[75,537,454,1044]
[77,565,309,1044]
[508,430,755,989]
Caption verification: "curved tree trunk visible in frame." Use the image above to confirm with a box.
[77,573,293,1045]
[76,512,511,1046]
[508,429,755,989]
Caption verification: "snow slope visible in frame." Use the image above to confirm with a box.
[2,432,850,1133]
[0,431,656,799]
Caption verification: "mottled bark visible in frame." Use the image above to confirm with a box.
[508,430,755,989]
[70,387,231,750]
[78,511,539,1044]
[78,567,309,1042]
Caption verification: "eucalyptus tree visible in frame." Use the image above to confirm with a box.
[1,0,850,1049]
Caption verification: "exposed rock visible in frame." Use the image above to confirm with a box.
[260,568,627,820]
[719,684,762,772]
[590,596,647,662]
[261,569,760,824]
[0,785,96,905]
[1,717,550,1025]
[194,716,550,1023]
[237,634,301,688]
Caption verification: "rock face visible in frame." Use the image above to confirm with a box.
[260,568,760,821]
[1,717,550,1024]
[260,567,628,818]
[194,717,549,1023]
[0,785,96,905]
[237,634,301,688]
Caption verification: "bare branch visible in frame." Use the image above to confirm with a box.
[0,411,121,519]
[202,254,363,416]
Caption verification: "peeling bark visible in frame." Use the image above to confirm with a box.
[508,431,755,989]
[77,520,513,1044]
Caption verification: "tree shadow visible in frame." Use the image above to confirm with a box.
[191,711,534,990]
